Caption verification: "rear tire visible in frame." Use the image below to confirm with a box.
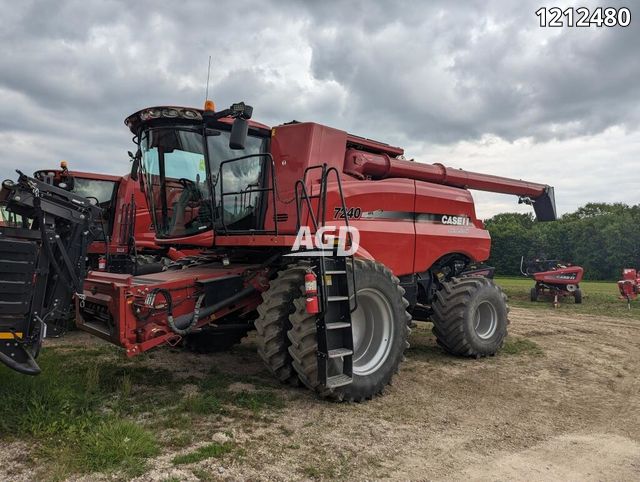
[287,259,411,402]
[530,286,538,302]
[254,265,307,386]
[574,288,582,304]
[432,277,508,357]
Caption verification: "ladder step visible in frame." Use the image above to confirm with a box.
[325,270,347,275]
[328,348,353,358]
[327,295,350,302]
[325,374,353,388]
[326,321,351,330]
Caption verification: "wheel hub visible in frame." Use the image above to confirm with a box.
[350,288,394,376]
[473,300,498,340]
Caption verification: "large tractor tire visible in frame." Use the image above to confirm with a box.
[432,277,508,358]
[184,326,251,354]
[287,259,411,402]
[574,288,583,304]
[254,265,308,386]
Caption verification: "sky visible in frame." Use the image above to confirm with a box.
[0,0,638,219]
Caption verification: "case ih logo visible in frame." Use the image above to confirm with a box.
[290,226,360,257]
[441,215,470,226]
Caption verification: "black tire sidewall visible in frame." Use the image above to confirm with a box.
[462,283,508,353]
[346,261,409,398]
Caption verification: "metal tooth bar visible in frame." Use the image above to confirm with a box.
[328,348,353,358]
[325,374,352,388]
[326,321,351,330]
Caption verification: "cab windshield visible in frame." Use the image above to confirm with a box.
[140,126,267,238]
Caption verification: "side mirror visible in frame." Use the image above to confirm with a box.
[129,149,140,181]
[229,117,248,150]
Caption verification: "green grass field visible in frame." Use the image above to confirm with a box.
[0,345,283,481]
[495,276,640,320]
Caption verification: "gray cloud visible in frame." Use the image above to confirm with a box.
[0,0,638,215]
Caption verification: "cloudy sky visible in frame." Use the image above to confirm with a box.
[0,0,637,218]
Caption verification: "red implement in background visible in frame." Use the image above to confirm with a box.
[522,257,584,307]
[618,268,640,308]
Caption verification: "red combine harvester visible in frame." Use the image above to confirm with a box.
[618,268,640,308]
[0,101,557,401]
[522,257,584,306]
[34,161,160,272]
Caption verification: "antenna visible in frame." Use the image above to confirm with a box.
[204,55,212,102]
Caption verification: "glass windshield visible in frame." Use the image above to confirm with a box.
[73,178,118,240]
[141,128,212,238]
[73,179,117,204]
[140,126,267,238]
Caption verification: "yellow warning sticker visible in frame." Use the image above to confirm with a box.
[0,332,21,339]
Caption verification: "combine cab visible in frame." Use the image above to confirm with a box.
[522,257,584,306]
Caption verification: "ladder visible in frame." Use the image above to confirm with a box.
[294,165,357,389]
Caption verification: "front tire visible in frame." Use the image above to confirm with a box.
[432,277,508,357]
[255,265,307,386]
[287,259,411,402]
[574,288,582,304]
[530,286,538,302]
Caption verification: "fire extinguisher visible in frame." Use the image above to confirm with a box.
[98,256,107,271]
[305,269,320,314]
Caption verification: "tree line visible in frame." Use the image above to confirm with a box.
[484,203,640,280]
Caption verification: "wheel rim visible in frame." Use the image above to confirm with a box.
[473,301,498,340]
[349,288,394,376]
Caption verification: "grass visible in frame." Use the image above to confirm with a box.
[172,441,234,465]
[495,276,640,320]
[502,336,544,356]
[0,345,284,480]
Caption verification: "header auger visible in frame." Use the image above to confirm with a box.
[1,100,556,401]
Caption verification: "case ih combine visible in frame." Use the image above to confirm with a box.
[0,101,556,401]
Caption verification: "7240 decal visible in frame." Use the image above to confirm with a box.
[333,207,362,219]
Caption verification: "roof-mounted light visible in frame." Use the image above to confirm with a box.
[204,99,215,111]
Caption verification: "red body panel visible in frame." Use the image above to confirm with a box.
[78,265,264,353]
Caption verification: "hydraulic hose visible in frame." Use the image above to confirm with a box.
[168,293,205,336]
[168,285,258,335]
[0,347,41,376]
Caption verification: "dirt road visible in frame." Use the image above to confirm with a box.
[4,307,640,480]
[138,307,640,481]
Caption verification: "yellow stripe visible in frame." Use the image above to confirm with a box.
[0,332,22,339]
